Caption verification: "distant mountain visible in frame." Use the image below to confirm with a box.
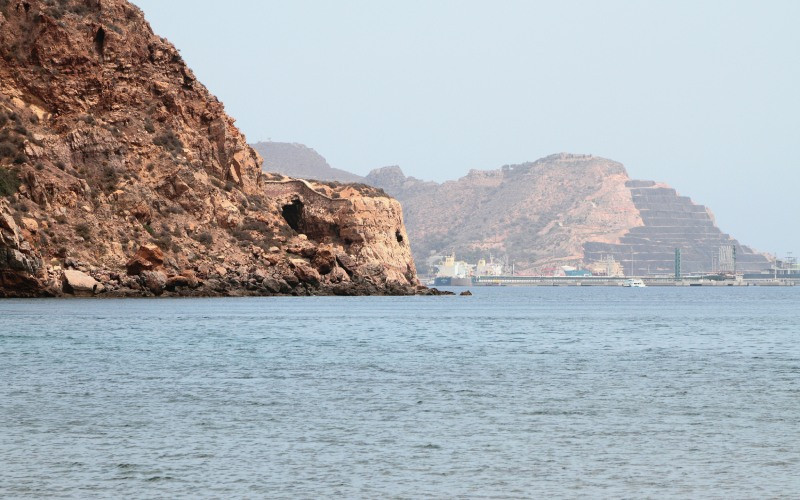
[365,154,770,275]
[252,142,366,183]
[245,142,770,275]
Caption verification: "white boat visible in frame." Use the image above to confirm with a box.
[623,279,646,287]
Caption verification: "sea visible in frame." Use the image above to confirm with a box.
[1,287,799,498]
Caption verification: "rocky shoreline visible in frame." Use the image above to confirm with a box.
[0,0,437,298]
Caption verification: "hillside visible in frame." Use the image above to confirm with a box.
[366,154,770,275]
[253,141,366,183]
[0,0,423,297]
[252,143,770,275]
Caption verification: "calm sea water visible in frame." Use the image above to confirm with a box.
[1,287,799,498]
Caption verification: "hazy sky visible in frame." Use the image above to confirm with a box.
[133,0,799,255]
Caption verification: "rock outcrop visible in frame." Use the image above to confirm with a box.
[0,0,423,297]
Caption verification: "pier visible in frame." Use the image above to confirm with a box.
[472,275,798,287]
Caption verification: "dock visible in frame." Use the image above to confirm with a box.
[471,275,798,287]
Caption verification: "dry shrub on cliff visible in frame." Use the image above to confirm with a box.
[246,194,265,210]
[229,229,253,242]
[153,130,184,156]
[101,165,119,190]
[192,231,213,246]
[0,141,16,159]
[75,223,92,240]
[241,220,269,233]
[154,232,173,251]
[0,167,21,196]
[350,183,390,198]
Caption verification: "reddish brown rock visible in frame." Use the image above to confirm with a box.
[126,244,165,276]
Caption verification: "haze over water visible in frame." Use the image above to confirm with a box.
[2,288,799,497]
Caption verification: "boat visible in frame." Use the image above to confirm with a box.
[622,278,646,287]
[433,276,473,287]
[431,253,505,287]
[432,253,473,287]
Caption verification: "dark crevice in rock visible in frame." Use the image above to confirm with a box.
[94,27,106,61]
[281,199,303,232]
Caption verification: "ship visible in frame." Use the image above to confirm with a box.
[433,276,473,287]
[432,253,505,286]
[432,254,473,286]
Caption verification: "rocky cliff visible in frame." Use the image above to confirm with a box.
[0,0,422,297]
[253,141,366,184]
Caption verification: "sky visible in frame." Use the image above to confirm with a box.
[132,0,799,255]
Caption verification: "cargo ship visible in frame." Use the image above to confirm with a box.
[433,276,473,287]
[432,254,504,286]
[432,254,473,286]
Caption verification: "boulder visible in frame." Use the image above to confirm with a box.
[336,253,357,276]
[20,218,39,233]
[261,277,284,293]
[140,270,167,295]
[460,290,473,296]
[328,266,349,283]
[291,259,320,285]
[312,246,336,274]
[165,275,194,290]
[62,270,104,295]
[126,244,164,276]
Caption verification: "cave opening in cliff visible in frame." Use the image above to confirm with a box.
[395,230,404,244]
[281,199,304,232]
[94,27,106,60]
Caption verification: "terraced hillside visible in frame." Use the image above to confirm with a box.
[583,181,769,275]
[365,156,771,275]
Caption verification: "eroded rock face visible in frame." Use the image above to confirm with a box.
[1,202,47,296]
[0,0,420,297]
